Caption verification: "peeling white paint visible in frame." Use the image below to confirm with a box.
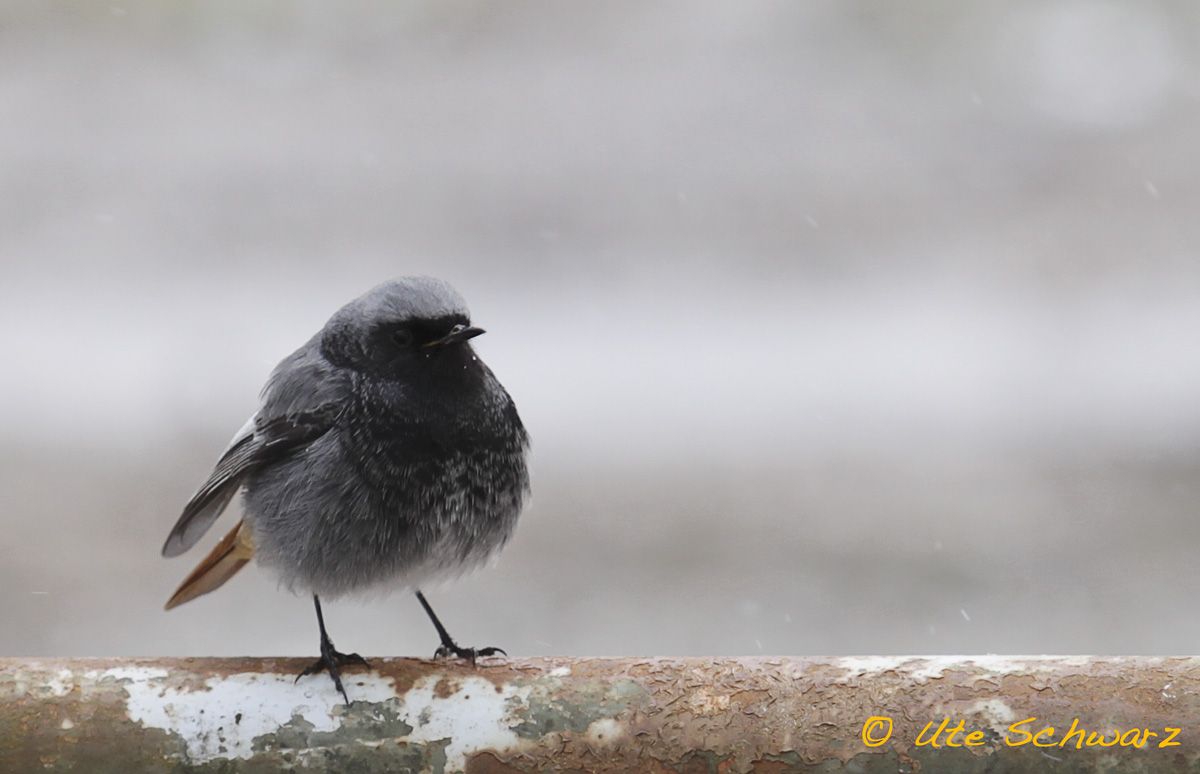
[909,656,982,681]
[584,717,622,748]
[548,666,571,678]
[44,668,73,697]
[121,670,397,762]
[87,666,170,683]
[967,698,1017,735]
[833,656,914,677]
[834,655,1107,683]
[396,674,529,771]
[910,655,1061,681]
[112,667,531,771]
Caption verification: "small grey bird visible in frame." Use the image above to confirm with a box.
[161,277,530,702]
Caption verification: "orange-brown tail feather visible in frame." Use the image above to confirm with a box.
[164,520,254,610]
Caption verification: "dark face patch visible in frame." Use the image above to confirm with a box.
[324,314,475,378]
[379,314,472,351]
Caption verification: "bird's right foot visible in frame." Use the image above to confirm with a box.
[433,640,507,665]
[295,637,370,705]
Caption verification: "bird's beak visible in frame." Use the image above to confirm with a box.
[424,325,486,349]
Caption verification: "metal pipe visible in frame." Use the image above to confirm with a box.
[1,656,1196,772]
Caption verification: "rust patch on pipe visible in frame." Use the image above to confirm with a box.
[466,751,526,773]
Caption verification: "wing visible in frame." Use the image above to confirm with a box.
[160,339,350,557]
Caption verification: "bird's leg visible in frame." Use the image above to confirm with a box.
[415,590,506,664]
[295,594,369,705]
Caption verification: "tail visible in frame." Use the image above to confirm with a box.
[164,520,255,610]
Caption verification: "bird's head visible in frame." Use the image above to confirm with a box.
[319,276,487,380]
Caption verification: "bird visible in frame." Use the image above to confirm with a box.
[160,276,531,703]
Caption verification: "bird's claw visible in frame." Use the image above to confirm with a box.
[296,644,370,705]
[433,642,507,664]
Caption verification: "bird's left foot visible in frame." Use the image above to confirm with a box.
[433,641,506,665]
[296,638,370,705]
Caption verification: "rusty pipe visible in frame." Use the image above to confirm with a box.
[2,656,1198,772]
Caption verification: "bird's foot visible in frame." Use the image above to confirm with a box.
[433,641,506,665]
[296,638,370,705]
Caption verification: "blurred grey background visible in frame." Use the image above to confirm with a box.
[3,0,1200,658]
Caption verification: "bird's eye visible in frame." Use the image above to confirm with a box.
[391,328,415,348]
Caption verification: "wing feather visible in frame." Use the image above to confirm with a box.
[160,340,349,558]
[160,432,258,557]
